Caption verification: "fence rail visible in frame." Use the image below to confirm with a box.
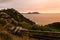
[19,30,60,40]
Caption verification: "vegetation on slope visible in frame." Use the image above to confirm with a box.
[45,22,60,32]
[0,8,35,25]
[0,8,37,29]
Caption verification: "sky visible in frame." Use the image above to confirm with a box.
[0,0,60,13]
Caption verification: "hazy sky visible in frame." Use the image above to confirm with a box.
[0,0,60,13]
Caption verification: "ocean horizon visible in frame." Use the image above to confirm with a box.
[22,13,60,25]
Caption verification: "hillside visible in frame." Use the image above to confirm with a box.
[0,8,36,28]
[0,8,37,40]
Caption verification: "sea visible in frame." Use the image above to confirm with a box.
[22,13,60,25]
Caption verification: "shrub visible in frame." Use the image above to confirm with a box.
[19,21,31,29]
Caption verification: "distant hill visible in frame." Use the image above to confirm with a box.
[28,12,40,14]
[22,12,40,14]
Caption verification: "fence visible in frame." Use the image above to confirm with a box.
[18,30,60,40]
